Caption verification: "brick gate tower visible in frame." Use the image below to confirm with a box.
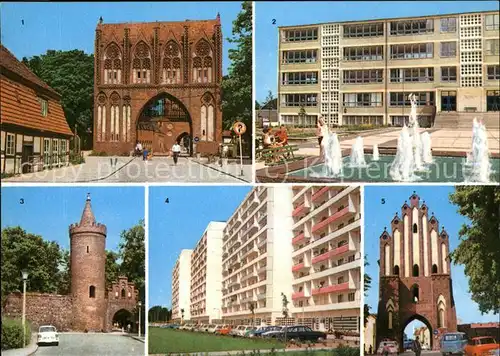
[69,193,107,331]
[376,192,457,351]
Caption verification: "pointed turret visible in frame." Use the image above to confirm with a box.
[80,193,96,226]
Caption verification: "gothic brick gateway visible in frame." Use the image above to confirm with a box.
[376,193,457,351]
[3,194,139,332]
[93,16,223,156]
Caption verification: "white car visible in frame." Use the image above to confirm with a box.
[206,324,218,333]
[230,325,246,336]
[377,340,399,356]
[37,325,59,346]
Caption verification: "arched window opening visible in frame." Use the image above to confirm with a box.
[413,223,418,233]
[411,285,419,303]
[413,264,420,277]
[121,289,126,298]
[192,40,213,83]
[103,43,122,85]
[393,265,400,276]
[162,41,182,84]
[437,308,445,328]
[388,310,393,329]
[89,285,96,298]
[87,246,89,253]
[133,41,151,84]
[432,264,438,274]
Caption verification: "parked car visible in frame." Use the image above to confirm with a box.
[377,339,399,356]
[465,337,500,356]
[230,325,247,337]
[37,325,59,346]
[243,326,258,337]
[206,324,218,333]
[441,333,468,356]
[213,325,228,334]
[278,326,327,343]
[216,325,233,335]
[248,326,272,338]
[261,326,284,338]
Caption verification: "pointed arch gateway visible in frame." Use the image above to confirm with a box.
[136,92,193,156]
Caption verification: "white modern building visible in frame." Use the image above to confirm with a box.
[190,221,226,323]
[290,186,362,331]
[221,186,295,326]
[171,249,193,322]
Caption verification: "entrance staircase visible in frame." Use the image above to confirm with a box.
[434,111,500,129]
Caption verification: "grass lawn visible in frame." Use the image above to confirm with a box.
[148,327,285,353]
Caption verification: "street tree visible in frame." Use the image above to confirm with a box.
[221,1,252,133]
[118,220,145,303]
[449,186,500,314]
[105,250,121,288]
[364,256,372,327]
[22,50,94,148]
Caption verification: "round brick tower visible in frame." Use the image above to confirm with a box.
[69,193,107,331]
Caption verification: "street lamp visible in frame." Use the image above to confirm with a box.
[138,301,142,338]
[22,271,29,348]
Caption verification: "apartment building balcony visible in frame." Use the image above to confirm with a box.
[247,193,260,211]
[233,215,243,228]
[242,220,259,238]
[312,282,349,295]
[312,207,350,233]
[292,291,305,300]
[257,265,267,274]
[241,246,258,259]
[222,251,228,260]
[292,201,311,217]
[292,260,311,272]
[292,230,311,245]
[311,186,330,202]
[241,271,257,282]
[257,238,267,248]
[228,280,240,288]
[241,295,256,303]
[312,244,350,264]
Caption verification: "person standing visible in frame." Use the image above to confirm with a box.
[135,141,143,156]
[413,336,422,356]
[142,146,149,161]
[316,117,327,157]
[172,140,181,165]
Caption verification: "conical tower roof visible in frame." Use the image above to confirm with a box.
[80,193,96,226]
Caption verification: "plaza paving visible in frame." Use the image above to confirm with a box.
[255,127,500,171]
[33,333,144,356]
[3,156,252,183]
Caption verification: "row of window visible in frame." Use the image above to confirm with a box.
[343,46,383,61]
[281,72,318,85]
[342,69,383,84]
[102,68,214,85]
[282,94,318,107]
[4,134,68,158]
[343,93,383,107]
[282,50,318,64]
[285,14,498,42]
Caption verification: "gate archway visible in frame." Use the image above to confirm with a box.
[136,93,193,156]
[402,314,433,350]
[112,309,134,331]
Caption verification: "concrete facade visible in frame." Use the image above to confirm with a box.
[93,17,223,156]
[172,249,193,322]
[376,193,457,351]
[190,222,226,323]
[277,10,499,128]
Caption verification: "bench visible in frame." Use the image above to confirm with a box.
[256,144,301,166]
[464,107,477,113]
[196,141,220,163]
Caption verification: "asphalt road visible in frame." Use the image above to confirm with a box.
[400,351,440,356]
[34,333,144,356]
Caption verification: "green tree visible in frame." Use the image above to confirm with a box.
[221,1,252,135]
[1,227,66,302]
[105,250,121,289]
[148,306,171,323]
[265,90,274,106]
[57,249,71,295]
[255,100,262,110]
[449,186,500,314]
[364,256,372,327]
[22,50,94,148]
[118,220,145,303]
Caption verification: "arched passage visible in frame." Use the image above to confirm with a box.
[136,92,193,156]
[112,309,134,331]
[176,132,192,156]
[402,314,433,351]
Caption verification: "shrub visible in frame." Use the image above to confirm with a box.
[70,153,85,165]
[1,318,31,350]
[88,151,108,157]
[335,345,360,356]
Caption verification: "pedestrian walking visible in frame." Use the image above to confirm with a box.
[142,146,149,161]
[413,336,422,356]
[172,141,181,165]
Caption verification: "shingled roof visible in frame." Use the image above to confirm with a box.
[0,44,59,97]
[0,44,73,136]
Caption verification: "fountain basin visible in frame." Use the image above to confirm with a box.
[286,155,500,182]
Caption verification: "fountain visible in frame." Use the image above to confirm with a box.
[373,144,380,161]
[464,118,492,182]
[421,132,433,164]
[349,136,367,167]
[389,93,432,181]
[322,130,343,177]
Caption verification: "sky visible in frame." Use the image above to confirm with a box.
[1,186,144,253]
[0,1,243,75]
[148,186,251,308]
[364,185,499,325]
[255,1,500,103]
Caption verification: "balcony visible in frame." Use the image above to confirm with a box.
[241,271,257,282]
[292,202,310,217]
[242,221,259,238]
[222,251,228,259]
[228,279,240,288]
[248,194,260,211]
[292,231,310,245]
[241,295,256,303]
[242,246,258,259]
[312,207,350,233]
[233,215,243,228]
[292,291,305,300]
[257,238,267,248]
[312,244,349,264]
[311,186,329,202]
[292,262,307,272]
[312,282,349,295]
[257,265,267,274]
[257,293,266,300]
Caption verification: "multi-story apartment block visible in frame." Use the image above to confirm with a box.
[189,221,226,323]
[291,186,361,332]
[221,186,295,326]
[172,186,362,331]
[171,249,193,322]
[278,10,499,128]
